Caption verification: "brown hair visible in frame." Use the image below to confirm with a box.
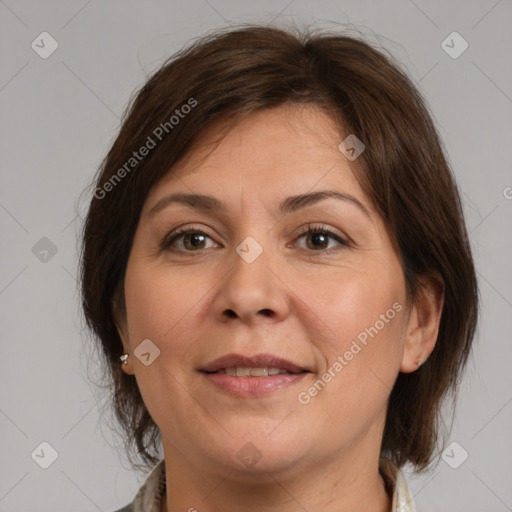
[79,24,478,473]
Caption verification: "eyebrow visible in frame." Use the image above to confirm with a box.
[147,190,371,218]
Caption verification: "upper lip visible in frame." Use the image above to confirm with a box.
[200,353,310,374]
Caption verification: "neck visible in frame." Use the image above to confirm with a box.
[160,442,392,512]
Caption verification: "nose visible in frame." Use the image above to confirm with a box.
[211,238,291,326]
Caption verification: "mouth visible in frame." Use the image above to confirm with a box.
[204,367,304,377]
[199,353,311,375]
[199,353,311,397]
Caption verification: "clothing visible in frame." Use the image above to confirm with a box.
[114,457,416,512]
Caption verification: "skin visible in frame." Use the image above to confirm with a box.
[116,103,444,512]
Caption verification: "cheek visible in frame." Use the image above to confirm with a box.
[299,275,406,423]
[123,260,205,348]
[302,263,406,371]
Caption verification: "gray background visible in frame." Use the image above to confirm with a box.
[1,0,511,511]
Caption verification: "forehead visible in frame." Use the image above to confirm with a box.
[143,104,371,214]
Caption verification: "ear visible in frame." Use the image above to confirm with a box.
[400,274,445,373]
[113,288,135,376]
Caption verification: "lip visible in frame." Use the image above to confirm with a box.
[202,372,309,398]
[199,353,311,398]
[200,353,309,374]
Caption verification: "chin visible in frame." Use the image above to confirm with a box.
[227,450,309,483]
[217,432,313,478]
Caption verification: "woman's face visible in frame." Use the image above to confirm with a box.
[117,104,417,479]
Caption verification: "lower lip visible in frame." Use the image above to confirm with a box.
[201,372,309,398]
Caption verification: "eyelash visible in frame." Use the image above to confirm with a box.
[161,223,350,255]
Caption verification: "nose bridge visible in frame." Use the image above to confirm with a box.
[214,227,289,324]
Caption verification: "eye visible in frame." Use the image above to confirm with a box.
[294,224,350,253]
[162,226,217,252]
[162,223,350,254]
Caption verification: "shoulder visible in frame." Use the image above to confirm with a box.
[112,505,133,512]
[113,459,166,512]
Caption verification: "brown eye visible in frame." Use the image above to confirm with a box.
[295,224,349,253]
[163,228,216,252]
[303,232,331,250]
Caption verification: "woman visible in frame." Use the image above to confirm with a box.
[80,24,478,512]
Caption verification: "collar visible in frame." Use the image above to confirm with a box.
[379,458,417,512]
[131,458,416,512]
